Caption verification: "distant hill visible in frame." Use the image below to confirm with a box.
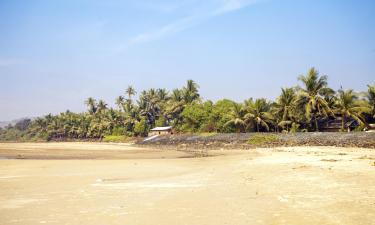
[0,121,11,128]
[0,118,35,129]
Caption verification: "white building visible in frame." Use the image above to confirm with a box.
[149,126,173,136]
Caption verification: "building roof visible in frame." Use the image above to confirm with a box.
[150,126,172,131]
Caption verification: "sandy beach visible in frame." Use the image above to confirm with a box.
[0,143,374,225]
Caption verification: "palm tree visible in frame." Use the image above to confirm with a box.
[97,100,108,114]
[85,97,97,115]
[150,88,157,97]
[124,106,139,134]
[105,108,120,134]
[224,103,246,133]
[30,117,48,137]
[335,88,370,131]
[297,67,334,131]
[321,87,336,109]
[273,88,297,132]
[244,98,273,132]
[126,85,136,101]
[183,79,200,103]
[165,89,184,126]
[171,89,183,101]
[157,88,169,101]
[115,96,125,111]
[137,89,161,127]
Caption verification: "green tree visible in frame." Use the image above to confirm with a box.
[225,103,246,133]
[155,116,167,127]
[273,88,297,132]
[134,117,149,137]
[183,80,200,103]
[335,88,370,131]
[297,67,334,131]
[115,96,125,111]
[181,102,212,132]
[85,97,97,115]
[126,85,136,101]
[244,98,273,132]
[210,99,237,133]
[165,89,185,127]
[97,100,108,114]
[157,88,169,101]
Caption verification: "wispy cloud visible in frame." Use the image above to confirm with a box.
[131,0,187,13]
[126,0,261,47]
[213,0,259,15]
[128,15,197,46]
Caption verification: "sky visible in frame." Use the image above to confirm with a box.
[0,0,374,121]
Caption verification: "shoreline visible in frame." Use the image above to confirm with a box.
[1,132,375,152]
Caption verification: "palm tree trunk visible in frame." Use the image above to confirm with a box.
[341,116,345,132]
[314,114,319,132]
[256,123,259,132]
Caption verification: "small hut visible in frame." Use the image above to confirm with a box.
[149,126,173,136]
[320,117,358,132]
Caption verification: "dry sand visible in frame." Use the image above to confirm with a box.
[0,143,374,225]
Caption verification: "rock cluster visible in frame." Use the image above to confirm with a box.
[138,132,375,149]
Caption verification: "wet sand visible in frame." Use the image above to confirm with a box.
[0,143,374,225]
[0,142,199,159]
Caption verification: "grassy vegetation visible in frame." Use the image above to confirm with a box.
[198,132,217,137]
[103,135,129,143]
[247,134,280,145]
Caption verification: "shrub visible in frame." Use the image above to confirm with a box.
[103,135,128,142]
[134,118,149,137]
[247,134,279,145]
[198,132,217,137]
[155,117,167,127]
[111,127,126,136]
[290,123,300,133]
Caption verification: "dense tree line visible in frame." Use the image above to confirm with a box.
[1,68,374,141]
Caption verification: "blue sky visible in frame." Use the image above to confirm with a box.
[0,0,374,121]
